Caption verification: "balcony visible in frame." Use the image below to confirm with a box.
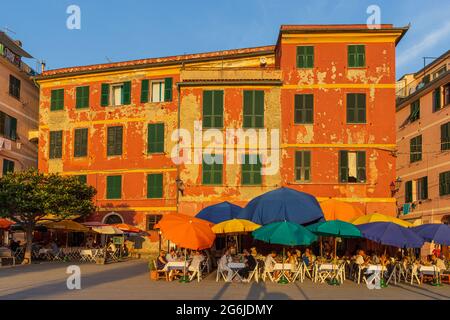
[180,67,282,84]
[28,130,39,143]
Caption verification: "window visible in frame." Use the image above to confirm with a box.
[243,90,264,128]
[410,100,420,122]
[422,74,430,85]
[410,135,422,163]
[296,46,314,68]
[339,151,366,183]
[76,86,89,109]
[441,122,450,151]
[433,87,442,112]
[107,126,123,156]
[348,45,365,68]
[203,90,224,128]
[440,171,450,196]
[147,173,163,198]
[104,214,123,225]
[106,175,122,199]
[444,83,450,106]
[2,159,14,176]
[147,214,162,231]
[151,80,165,103]
[49,131,63,159]
[295,151,311,182]
[347,93,366,123]
[74,128,88,157]
[416,176,428,200]
[140,78,173,103]
[101,82,131,106]
[405,180,413,203]
[294,94,313,124]
[147,123,164,153]
[433,66,447,79]
[242,154,262,185]
[75,175,87,184]
[0,111,17,140]
[51,89,64,111]
[202,154,223,185]
[9,75,20,99]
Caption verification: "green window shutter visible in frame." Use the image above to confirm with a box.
[242,154,262,185]
[76,86,89,109]
[295,151,302,181]
[76,175,87,184]
[348,45,365,68]
[440,171,450,196]
[141,79,149,103]
[421,177,428,200]
[101,84,110,107]
[410,100,420,122]
[164,78,173,102]
[347,94,356,123]
[107,126,123,156]
[347,94,366,123]
[148,123,164,153]
[243,91,253,128]
[254,91,264,128]
[203,90,224,128]
[50,89,64,111]
[74,128,88,157]
[202,155,223,185]
[122,81,131,105]
[49,131,63,159]
[339,151,349,182]
[202,91,213,128]
[433,88,441,112]
[297,46,314,68]
[405,181,413,203]
[294,94,314,124]
[441,122,450,151]
[356,151,366,182]
[295,151,311,181]
[106,175,122,199]
[303,151,311,181]
[243,90,264,128]
[213,90,224,128]
[2,159,14,176]
[410,135,422,163]
[8,116,17,140]
[147,173,163,198]
[0,112,5,136]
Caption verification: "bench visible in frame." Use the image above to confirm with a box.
[0,248,16,266]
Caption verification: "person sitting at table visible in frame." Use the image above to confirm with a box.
[302,248,313,267]
[264,251,277,274]
[49,240,60,256]
[250,247,258,257]
[370,251,381,264]
[218,250,233,282]
[421,255,432,266]
[238,249,257,281]
[156,250,168,270]
[431,254,446,271]
[166,249,177,262]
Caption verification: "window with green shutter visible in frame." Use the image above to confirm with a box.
[0,112,16,140]
[2,159,14,176]
[107,126,123,156]
[106,175,122,199]
[417,176,428,200]
[356,151,366,182]
[76,86,89,109]
[243,90,264,128]
[295,151,311,182]
[339,150,366,183]
[74,128,88,157]
[147,173,163,198]
[294,94,313,124]
[410,100,420,122]
[203,90,224,128]
[122,81,131,105]
[439,171,450,196]
[148,123,164,153]
[242,154,262,185]
[347,93,366,123]
[9,75,20,99]
[164,78,173,102]
[101,83,110,106]
[202,154,223,185]
[141,79,149,103]
[296,46,314,68]
[410,135,422,163]
[405,180,413,203]
[49,131,63,159]
[348,45,365,68]
[433,88,442,112]
[441,122,450,151]
[75,175,87,184]
[51,89,64,111]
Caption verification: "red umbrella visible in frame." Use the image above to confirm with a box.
[0,218,14,229]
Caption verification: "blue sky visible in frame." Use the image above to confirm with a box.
[1,0,449,78]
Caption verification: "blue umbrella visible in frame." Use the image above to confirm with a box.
[357,222,425,248]
[243,187,324,225]
[195,201,249,224]
[412,224,450,246]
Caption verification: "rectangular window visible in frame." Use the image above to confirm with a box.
[0,112,17,141]
[107,126,123,156]
[75,175,87,184]
[9,75,20,99]
[242,154,262,185]
[339,150,366,183]
[106,175,122,199]
[410,100,420,122]
[440,171,450,196]
[50,89,64,111]
[441,122,450,151]
[294,94,313,124]
[147,123,164,153]
[141,79,149,103]
[202,154,223,185]
[416,176,428,200]
[296,46,314,68]
[101,83,110,106]
[347,93,366,123]
[405,180,413,203]
[348,45,365,68]
[49,130,63,159]
[433,87,442,112]
[74,128,88,157]
[151,81,165,103]
[203,90,224,128]
[295,151,311,182]
[76,86,89,109]
[146,214,162,231]
[147,173,163,198]
[243,90,264,128]
[109,82,131,106]
[2,159,14,176]
[410,135,422,163]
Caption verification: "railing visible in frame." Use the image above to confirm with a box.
[180,66,282,82]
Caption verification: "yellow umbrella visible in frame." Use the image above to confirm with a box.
[212,219,261,234]
[40,220,90,232]
[350,213,412,228]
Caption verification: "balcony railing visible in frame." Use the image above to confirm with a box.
[180,66,282,83]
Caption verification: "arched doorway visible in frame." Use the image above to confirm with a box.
[103,213,124,225]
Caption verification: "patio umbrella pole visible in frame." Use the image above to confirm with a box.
[278,246,289,284]
[179,247,190,283]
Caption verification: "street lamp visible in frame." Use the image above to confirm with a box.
[390,177,402,196]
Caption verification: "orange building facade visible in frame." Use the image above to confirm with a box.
[36,25,407,247]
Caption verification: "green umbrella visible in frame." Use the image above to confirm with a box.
[252,221,317,284]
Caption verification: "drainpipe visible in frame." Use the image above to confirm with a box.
[176,83,181,214]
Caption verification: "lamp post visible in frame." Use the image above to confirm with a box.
[390,177,402,197]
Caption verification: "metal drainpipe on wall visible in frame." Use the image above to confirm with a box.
[176,84,181,214]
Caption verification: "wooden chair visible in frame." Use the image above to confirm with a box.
[440,273,450,284]
[153,260,168,281]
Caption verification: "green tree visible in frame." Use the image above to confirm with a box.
[0,169,97,264]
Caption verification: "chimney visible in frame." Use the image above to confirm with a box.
[40,60,46,73]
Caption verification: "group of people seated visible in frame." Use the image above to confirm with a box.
[155,248,209,281]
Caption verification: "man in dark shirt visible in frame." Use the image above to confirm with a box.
[239,249,257,280]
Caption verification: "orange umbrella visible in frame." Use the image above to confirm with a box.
[320,199,364,222]
[113,223,146,234]
[155,213,215,250]
[0,218,14,229]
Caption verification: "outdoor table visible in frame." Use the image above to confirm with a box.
[228,262,246,281]
[38,248,53,260]
[80,249,97,262]
[164,261,189,271]
[272,263,293,283]
[365,265,386,287]
[419,265,440,281]
[315,263,340,283]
